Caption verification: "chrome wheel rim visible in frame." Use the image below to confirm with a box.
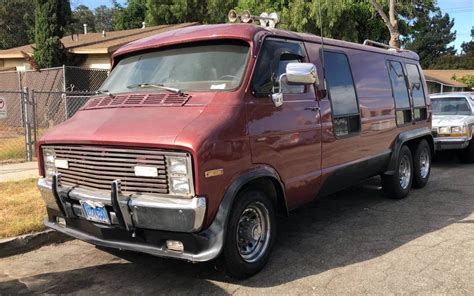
[399,154,412,190]
[236,201,271,263]
[419,148,430,179]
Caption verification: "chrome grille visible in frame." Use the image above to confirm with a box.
[48,145,169,195]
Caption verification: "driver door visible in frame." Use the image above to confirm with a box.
[246,38,323,209]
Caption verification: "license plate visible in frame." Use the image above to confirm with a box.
[80,201,110,224]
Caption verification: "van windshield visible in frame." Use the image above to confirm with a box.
[431,97,472,115]
[100,41,250,94]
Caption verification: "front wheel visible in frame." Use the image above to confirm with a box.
[413,140,431,188]
[381,145,413,199]
[221,188,276,279]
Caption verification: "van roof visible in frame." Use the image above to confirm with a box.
[113,23,419,63]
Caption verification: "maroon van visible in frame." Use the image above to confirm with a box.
[37,23,433,278]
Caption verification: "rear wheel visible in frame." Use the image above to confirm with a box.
[221,188,276,279]
[382,145,413,199]
[460,139,474,163]
[413,140,431,188]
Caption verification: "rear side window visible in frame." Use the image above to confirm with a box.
[406,63,427,121]
[387,61,411,125]
[387,61,410,109]
[324,51,360,137]
[252,39,306,96]
[405,64,425,107]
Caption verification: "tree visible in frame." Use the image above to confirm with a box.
[461,41,474,56]
[95,5,116,32]
[33,0,72,68]
[70,4,95,34]
[114,0,147,30]
[0,0,35,49]
[369,0,400,47]
[404,11,456,68]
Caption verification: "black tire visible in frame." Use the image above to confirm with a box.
[413,139,431,189]
[220,188,276,279]
[459,139,474,164]
[381,145,413,199]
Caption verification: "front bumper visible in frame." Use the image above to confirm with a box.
[434,137,471,151]
[38,176,222,262]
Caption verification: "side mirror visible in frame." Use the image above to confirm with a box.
[286,63,319,85]
[272,62,319,108]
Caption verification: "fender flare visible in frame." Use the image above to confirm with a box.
[193,166,286,261]
[385,127,434,175]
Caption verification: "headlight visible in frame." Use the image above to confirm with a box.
[451,126,463,134]
[166,154,193,197]
[438,126,450,134]
[42,148,57,179]
[167,156,188,175]
[170,176,191,194]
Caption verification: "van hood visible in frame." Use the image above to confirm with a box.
[432,115,471,127]
[40,105,205,149]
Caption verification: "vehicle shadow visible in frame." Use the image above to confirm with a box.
[0,152,472,294]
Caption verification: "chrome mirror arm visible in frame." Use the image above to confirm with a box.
[272,73,286,108]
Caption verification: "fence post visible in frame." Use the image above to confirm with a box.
[32,90,37,154]
[22,87,33,161]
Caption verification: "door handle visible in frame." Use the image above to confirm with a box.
[304,107,320,112]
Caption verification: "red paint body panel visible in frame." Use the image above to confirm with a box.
[38,24,430,230]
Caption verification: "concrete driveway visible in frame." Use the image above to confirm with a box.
[0,154,473,294]
[0,161,38,182]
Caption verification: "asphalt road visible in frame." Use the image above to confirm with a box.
[1,153,473,295]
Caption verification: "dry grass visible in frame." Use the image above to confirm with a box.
[0,178,46,238]
[0,136,26,162]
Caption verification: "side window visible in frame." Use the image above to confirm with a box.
[252,39,306,96]
[406,63,427,121]
[324,50,361,137]
[387,60,411,125]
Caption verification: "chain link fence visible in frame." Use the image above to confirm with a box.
[0,89,29,162]
[0,66,107,162]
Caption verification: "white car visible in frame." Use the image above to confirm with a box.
[431,92,474,163]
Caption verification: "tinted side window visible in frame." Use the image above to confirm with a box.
[325,51,359,117]
[252,39,306,96]
[387,61,410,109]
[324,50,360,137]
[405,63,425,107]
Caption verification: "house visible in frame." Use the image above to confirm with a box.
[423,69,474,94]
[0,23,197,71]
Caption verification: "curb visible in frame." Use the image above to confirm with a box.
[0,229,72,258]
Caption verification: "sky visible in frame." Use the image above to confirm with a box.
[437,0,474,51]
[72,0,473,52]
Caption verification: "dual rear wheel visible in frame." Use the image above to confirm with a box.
[382,139,431,199]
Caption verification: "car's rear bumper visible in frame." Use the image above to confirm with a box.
[38,175,223,262]
[434,137,471,151]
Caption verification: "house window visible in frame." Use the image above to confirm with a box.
[324,50,360,137]
[387,60,411,125]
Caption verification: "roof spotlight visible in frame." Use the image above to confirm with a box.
[259,12,269,27]
[268,12,280,28]
[241,10,252,23]
[228,9,238,23]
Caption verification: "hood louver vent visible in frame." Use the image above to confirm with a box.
[83,93,192,109]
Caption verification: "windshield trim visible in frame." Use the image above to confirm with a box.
[101,39,252,94]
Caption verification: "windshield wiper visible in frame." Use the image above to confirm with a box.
[126,83,182,95]
[95,89,113,96]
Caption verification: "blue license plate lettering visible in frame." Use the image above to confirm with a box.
[81,201,110,224]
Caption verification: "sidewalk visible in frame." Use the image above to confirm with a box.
[0,162,38,182]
